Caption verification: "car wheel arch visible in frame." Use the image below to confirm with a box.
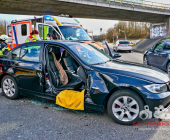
[104,86,146,109]
[0,73,18,88]
[143,54,147,61]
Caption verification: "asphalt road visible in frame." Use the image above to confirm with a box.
[1,49,170,140]
[104,43,143,64]
[115,51,143,64]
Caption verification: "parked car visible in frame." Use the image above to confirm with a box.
[114,40,132,53]
[0,41,170,125]
[144,39,170,75]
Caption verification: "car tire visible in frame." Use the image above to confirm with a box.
[129,50,131,53]
[1,75,19,100]
[167,62,170,76]
[143,56,148,65]
[107,89,144,125]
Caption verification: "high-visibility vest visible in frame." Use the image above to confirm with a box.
[26,35,38,43]
[7,43,12,50]
[25,35,40,51]
[0,43,10,55]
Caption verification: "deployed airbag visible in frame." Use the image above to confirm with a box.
[56,89,85,110]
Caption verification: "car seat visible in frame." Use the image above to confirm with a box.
[61,51,78,73]
[47,48,83,91]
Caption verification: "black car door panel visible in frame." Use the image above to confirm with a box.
[156,51,168,67]
[12,60,42,92]
[10,44,44,93]
[148,42,165,67]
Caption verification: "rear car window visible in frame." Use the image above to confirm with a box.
[119,41,130,44]
[12,48,20,59]
[20,44,41,62]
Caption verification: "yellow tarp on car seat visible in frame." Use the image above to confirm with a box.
[56,89,85,110]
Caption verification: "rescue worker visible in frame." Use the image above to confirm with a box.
[26,30,40,42]
[25,30,41,51]
[46,33,58,40]
[0,35,10,55]
[46,33,53,40]
[52,33,58,40]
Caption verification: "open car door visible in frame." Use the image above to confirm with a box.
[36,23,62,40]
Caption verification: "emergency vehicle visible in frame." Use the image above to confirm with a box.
[6,15,104,51]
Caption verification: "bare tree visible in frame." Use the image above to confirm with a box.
[0,20,6,35]
[106,21,150,42]
[98,33,106,41]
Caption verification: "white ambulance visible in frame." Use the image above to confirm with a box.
[6,15,104,51]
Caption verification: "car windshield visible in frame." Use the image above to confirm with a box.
[59,26,92,41]
[68,43,111,65]
[119,41,130,44]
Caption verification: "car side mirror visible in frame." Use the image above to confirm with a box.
[113,53,121,59]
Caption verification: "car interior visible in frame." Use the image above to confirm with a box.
[45,45,87,94]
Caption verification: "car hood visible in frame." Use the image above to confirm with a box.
[91,61,169,84]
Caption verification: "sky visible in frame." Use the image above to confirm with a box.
[0,0,169,35]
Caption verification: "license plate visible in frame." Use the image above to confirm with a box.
[122,44,128,47]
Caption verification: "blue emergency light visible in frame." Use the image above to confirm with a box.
[44,16,54,21]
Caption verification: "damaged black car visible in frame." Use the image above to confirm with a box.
[0,41,170,125]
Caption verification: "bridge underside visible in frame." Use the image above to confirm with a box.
[0,0,169,23]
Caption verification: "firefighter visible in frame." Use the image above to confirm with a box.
[26,30,40,42]
[0,35,10,55]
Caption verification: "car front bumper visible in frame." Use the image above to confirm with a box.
[138,86,170,112]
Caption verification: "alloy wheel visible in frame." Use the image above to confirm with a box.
[112,96,139,122]
[3,78,15,97]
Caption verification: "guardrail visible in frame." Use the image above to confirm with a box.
[107,0,170,10]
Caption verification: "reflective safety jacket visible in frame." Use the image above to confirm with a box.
[25,35,40,50]
[26,35,38,43]
[0,42,10,55]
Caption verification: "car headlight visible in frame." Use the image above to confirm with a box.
[144,84,168,93]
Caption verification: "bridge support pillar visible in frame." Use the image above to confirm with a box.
[166,17,170,38]
[150,17,170,39]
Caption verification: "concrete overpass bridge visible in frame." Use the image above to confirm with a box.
[1,0,170,50]
[0,0,170,23]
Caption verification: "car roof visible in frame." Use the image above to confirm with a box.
[12,40,83,50]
